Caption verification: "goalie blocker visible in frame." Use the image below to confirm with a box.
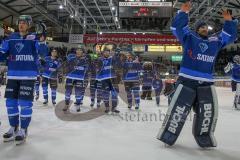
[157,76,218,148]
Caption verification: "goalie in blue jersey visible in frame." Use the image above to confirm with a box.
[157,1,238,148]
[224,55,240,110]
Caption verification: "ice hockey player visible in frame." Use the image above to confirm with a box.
[41,48,61,105]
[0,15,42,145]
[152,74,163,106]
[63,48,89,112]
[122,52,142,110]
[96,49,120,114]
[35,23,49,101]
[224,55,240,110]
[141,61,154,100]
[157,1,238,148]
[89,50,102,108]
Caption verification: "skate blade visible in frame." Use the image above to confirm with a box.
[15,139,26,146]
[3,137,15,143]
[163,143,171,148]
[105,111,110,115]
[111,112,119,115]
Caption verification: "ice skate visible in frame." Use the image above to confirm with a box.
[52,100,56,105]
[128,105,132,109]
[147,97,152,100]
[111,108,120,114]
[76,105,81,112]
[97,102,101,108]
[3,126,18,142]
[35,94,39,101]
[90,101,94,107]
[63,104,69,112]
[135,104,140,110]
[43,99,48,105]
[105,107,110,114]
[15,128,27,145]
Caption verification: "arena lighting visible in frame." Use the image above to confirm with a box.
[59,5,63,9]
[99,32,103,35]
[70,14,74,18]
[208,26,213,30]
[111,6,116,11]
[165,72,170,76]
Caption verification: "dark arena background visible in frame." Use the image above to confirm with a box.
[0,0,240,160]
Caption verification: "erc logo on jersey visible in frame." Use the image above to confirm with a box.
[199,43,208,53]
[15,43,24,53]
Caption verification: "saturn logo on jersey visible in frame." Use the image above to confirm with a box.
[188,46,215,63]
[15,55,34,61]
[15,43,24,53]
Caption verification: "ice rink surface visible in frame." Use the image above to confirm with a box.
[0,86,239,160]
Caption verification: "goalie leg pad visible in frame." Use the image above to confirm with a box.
[234,83,240,110]
[192,85,218,148]
[156,84,196,146]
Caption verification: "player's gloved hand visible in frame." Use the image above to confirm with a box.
[39,58,46,66]
[58,75,63,83]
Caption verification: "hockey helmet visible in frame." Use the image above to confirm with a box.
[17,15,33,26]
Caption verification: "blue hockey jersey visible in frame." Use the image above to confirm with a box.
[231,63,240,82]
[96,56,117,80]
[66,53,89,80]
[38,41,49,58]
[153,79,163,90]
[142,70,154,86]
[42,56,61,79]
[89,58,98,80]
[0,32,39,80]
[122,60,142,82]
[171,11,238,82]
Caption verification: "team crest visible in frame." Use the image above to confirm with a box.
[199,43,208,53]
[15,43,24,53]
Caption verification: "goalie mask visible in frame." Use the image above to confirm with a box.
[233,55,240,64]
